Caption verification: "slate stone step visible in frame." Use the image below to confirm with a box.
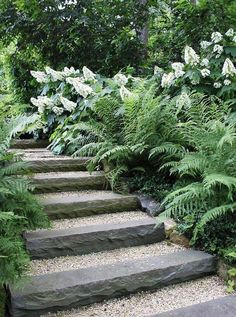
[25,217,165,259]
[37,191,139,219]
[150,295,236,317]
[26,156,90,172]
[32,171,106,193]
[11,139,49,149]
[10,250,216,317]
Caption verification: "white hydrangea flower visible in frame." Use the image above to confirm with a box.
[66,77,93,98]
[31,96,54,113]
[30,71,49,83]
[200,41,212,49]
[30,97,44,113]
[60,96,77,112]
[62,67,76,76]
[176,92,191,109]
[222,58,236,77]
[213,44,223,57]
[161,72,175,88]
[225,29,234,37]
[233,35,236,43]
[114,73,129,86]
[154,65,163,75]
[213,82,222,89]
[52,106,64,115]
[39,96,54,107]
[211,32,223,43]
[184,46,200,66]
[171,63,185,78]
[224,79,231,86]
[201,58,210,67]
[82,66,96,82]
[45,66,64,81]
[201,68,211,78]
[120,86,133,101]
[31,96,54,107]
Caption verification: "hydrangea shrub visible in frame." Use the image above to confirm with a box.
[159,29,236,99]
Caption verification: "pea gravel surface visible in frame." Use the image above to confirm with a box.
[52,211,149,230]
[29,242,185,276]
[43,276,228,317]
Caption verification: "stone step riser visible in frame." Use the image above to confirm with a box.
[11,140,49,149]
[43,196,139,219]
[10,250,216,317]
[25,220,165,259]
[28,159,89,173]
[33,176,107,193]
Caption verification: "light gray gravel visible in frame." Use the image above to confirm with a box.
[33,171,104,180]
[37,190,133,204]
[29,242,185,276]
[52,211,148,230]
[43,276,228,317]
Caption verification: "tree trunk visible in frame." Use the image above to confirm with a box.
[138,0,148,46]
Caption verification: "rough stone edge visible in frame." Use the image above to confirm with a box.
[11,139,49,149]
[135,194,190,248]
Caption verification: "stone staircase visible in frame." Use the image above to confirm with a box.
[8,140,234,317]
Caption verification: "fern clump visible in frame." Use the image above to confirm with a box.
[159,95,236,246]
[0,117,50,286]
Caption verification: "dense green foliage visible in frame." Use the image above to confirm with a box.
[1,0,236,102]
[0,0,236,287]
[0,0,148,101]
[0,117,49,286]
[28,28,236,256]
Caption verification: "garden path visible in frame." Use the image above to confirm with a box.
[9,140,234,317]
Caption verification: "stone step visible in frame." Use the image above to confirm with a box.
[29,241,185,276]
[11,139,49,149]
[26,156,90,172]
[32,171,106,193]
[150,295,236,317]
[36,191,139,219]
[25,215,165,259]
[36,276,227,317]
[10,250,216,317]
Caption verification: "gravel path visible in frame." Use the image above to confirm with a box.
[52,211,148,230]
[37,190,128,202]
[43,276,228,317]
[29,242,185,276]
[33,171,104,179]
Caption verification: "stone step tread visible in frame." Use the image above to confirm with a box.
[32,171,104,180]
[40,276,227,317]
[150,295,236,317]
[50,211,151,230]
[37,190,136,205]
[29,241,185,276]
[10,250,216,317]
[36,191,139,219]
[25,156,89,161]
[27,216,155,238]
[24,217,165,259]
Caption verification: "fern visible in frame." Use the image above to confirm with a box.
[158,96,236,243]
[0,117,50,286]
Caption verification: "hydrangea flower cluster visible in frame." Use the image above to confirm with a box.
[120,85,133,101]
[82,66,96,82]
[66,77,93,98]
[30,65,98,117]
[159,29,236,92]
[114,73,129,86]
